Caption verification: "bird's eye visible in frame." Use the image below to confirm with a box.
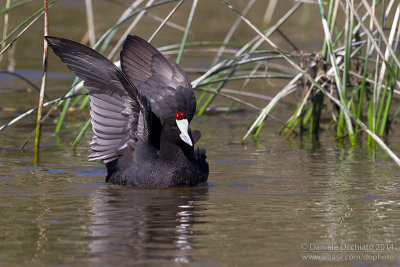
[175,112,187,120]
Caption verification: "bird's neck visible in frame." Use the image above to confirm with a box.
[159,130,181,157]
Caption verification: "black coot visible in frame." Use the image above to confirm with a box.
[46,35,209,187]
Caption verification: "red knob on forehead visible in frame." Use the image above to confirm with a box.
[175,112,187,120]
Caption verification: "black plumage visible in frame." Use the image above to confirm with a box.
[121,35,196,125]
[46,35,208,187]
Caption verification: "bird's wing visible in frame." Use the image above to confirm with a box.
[46,36,151,163]
[120,35,196,123]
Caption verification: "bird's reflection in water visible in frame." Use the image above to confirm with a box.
[88,185,209,265]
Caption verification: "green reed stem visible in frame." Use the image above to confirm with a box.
[176,0,197,64]
[55,78,80,133]
[197,67,237,116]
[72,118,91,149]
[355,50,370,135]
[322,0,337,59]
[80,95,90,109]
[318,0,356,145]
[379,60,400,136]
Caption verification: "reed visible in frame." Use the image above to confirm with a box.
[33,0,49,165]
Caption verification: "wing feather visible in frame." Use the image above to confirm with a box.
[46,36,151,163]
[120,35,196,123]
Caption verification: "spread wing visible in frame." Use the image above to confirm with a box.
[120,35,196,124]
[46,36,151,163]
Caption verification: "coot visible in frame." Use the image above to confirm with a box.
[46,35,209,187]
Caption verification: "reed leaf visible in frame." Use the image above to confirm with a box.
[176,0,198,64]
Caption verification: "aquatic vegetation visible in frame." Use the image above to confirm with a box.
[0,0,399,164]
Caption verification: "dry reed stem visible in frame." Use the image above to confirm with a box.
[34,0,49,165]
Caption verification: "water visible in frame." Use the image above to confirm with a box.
[1,1,400,266]
[1,115,400,266]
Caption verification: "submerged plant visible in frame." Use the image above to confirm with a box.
[0,0,399,165]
